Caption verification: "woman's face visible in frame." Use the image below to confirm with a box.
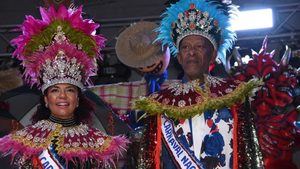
[44,83,79,119]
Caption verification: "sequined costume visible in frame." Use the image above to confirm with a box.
[133,1,247,167]
[0,117,127,168]
[135,75,261,169]
[133,0,299,168]
[0,5,129,168]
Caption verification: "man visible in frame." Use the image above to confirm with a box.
[166,33,232,169]
[177,35,215,82]
[134,0,300,168]
[134,0,263,168]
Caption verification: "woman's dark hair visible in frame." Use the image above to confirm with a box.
[31,88,94,125]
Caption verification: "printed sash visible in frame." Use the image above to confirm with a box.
[161,115,202,169]
[39,146,65,169]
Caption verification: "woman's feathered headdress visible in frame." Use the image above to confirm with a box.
[11,5,105,92]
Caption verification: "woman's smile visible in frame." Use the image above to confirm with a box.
[44,83,79,119]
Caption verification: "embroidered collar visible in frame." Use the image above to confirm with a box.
[134,76,262,119]
[0,120,129,167]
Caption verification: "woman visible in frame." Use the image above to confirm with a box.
[0,5,129,168]
[32,84,92,124]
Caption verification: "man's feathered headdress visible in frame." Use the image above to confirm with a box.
[156,0,238,65]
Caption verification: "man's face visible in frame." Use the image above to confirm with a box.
[177,35,216,81]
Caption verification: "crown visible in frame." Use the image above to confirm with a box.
[172,3,221,50]
[11,5,105,92]
[41,50,84,92]
[156,0,238,65]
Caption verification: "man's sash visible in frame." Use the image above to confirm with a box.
[161,115,202,169]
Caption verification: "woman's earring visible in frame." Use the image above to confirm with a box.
[45,103,48,108]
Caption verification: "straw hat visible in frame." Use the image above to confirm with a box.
[0,68,23,94]
[115,21,163,68]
